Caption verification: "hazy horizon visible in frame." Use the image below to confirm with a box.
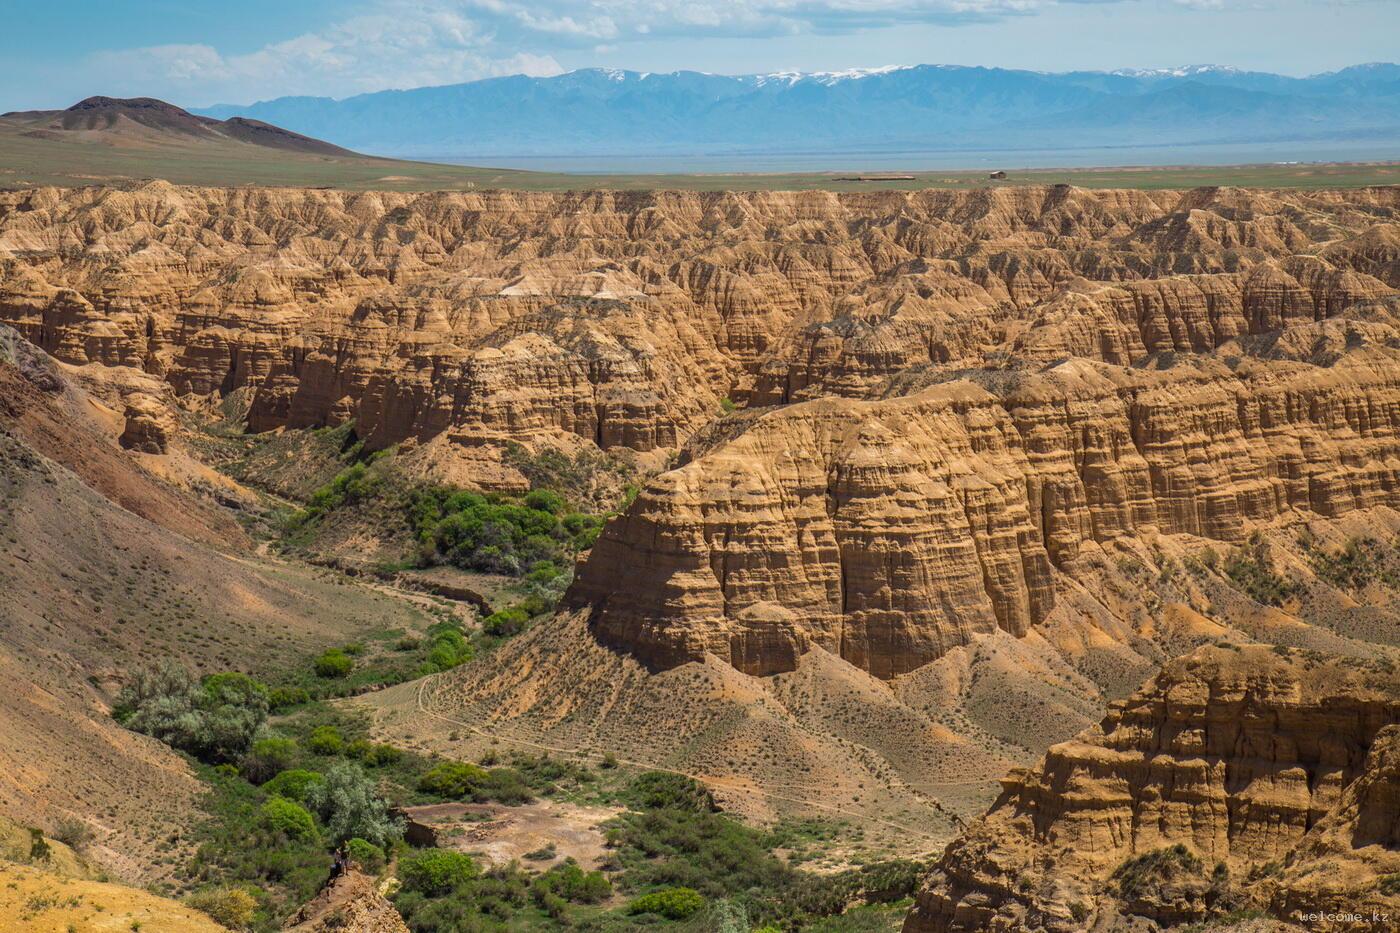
[5,1,1400,112]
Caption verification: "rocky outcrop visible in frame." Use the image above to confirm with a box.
[284,870,408,933]
[903,645,1400,932]
[118,392,177,453]
[1269,724,1400,930]
[570,331,1400,677]
[9,183,1400,678]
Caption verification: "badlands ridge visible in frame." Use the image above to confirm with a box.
[5,183,1400,676]
[3,182,1400,928]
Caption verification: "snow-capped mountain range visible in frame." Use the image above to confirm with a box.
[196,63,1400,161]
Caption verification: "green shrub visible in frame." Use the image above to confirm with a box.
[345,838,387,873]
[306,725,344,755]
[526,561,565,584]
[1113,844,1204,900]
[184,886,257,930]
[51,817,93,851]
[268,686,310,712]
[475,767,534,805]
[562,513,604,549]
[262,769,325,803]
[314,649,353,679]
[534,858,611,904]
[627,887,705,919]
[626,772,716,813]
[524,489,566,515]
[399,849,479,896]
[418,761,489,798]
[1222,540,1299,607]
[28,828,50,862]
[1309,537,1398,592]
[355,742,402,767]
[483,607,529,637]
[422,624,473,672]
[260,797,318,843]
[241,737,297,784]
[293,462,381,528]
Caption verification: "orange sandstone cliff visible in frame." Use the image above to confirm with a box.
[904,645,1400,932]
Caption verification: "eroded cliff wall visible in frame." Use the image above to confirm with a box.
[904,644,1400,932]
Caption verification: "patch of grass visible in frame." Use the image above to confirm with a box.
[1303,535,1400,592]
[1222,538,1298,607]
[1113,844,1203,901]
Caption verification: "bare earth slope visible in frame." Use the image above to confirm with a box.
[0,862,227,932]
[0,326,434,881]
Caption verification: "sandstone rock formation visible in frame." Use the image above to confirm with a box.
[903,645,1400,932]
[118,392,178,453]
[2,184,1395,475]
[284,870,409,933]
[8,183,1400,676]
[7,182,1400,674]
[572,331,1400,677]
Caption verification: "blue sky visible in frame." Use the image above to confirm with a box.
[3,1,1397,111]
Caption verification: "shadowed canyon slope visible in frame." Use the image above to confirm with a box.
[0,325,434,882]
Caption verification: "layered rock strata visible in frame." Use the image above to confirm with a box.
[903,645,1400,932]
[571,331,1400,676]
[3,184,1398,468]
[8,183,1400,675]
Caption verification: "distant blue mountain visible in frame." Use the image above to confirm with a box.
[195,64,1400,161]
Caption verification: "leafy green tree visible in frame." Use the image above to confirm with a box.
[241,737,297,784]
[305,761,401,847]
[116,663,268,763]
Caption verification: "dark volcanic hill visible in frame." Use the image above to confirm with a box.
[1,95,356,156]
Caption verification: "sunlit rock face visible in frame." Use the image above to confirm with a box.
[8,183,1400,677]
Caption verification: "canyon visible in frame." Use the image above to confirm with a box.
[7,183,1400,678]
[3,181,1400,929]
